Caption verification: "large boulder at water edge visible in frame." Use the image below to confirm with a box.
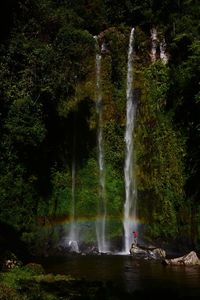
[130,244,166,260]
[163,251,200,266]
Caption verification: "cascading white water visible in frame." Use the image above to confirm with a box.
[150,27,158,62]
[123,28,137,254]
[151,28,168,64]
[160,38,168,64]
[94,36,108,253]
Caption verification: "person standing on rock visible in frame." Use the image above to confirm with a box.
[133,231,138,245]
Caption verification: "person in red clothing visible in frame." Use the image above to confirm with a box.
[133,231,138,245]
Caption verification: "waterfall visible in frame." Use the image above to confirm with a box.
[123,28,137,254]
[68,116,79,253]
[150,28,158,62]
[160,38,168,64]
[69,158,76,240]
[151,28,168,64]
[94,36,108,253]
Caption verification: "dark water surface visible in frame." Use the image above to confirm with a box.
[38,254,200,299]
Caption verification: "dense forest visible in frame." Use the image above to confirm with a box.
[0,0,200,254]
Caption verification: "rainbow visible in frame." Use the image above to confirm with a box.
[37,214,145,229]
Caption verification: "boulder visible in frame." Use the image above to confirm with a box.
[1,252,22,270]
[148,247,166,260]
[24,263,45,275]
[68,240,80,253]
[163,251,200,266]
[130,244,166,260]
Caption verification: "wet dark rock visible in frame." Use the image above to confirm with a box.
[163,251,200,266]
[130,244,166,260]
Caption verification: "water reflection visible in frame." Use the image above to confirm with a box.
[39,255,200,298]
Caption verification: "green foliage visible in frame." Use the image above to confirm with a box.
[145,62,170,110]
[136,62,186,238]
[5,97,46,147]
[0,267,34,290]
[168,32,200,242]
[0,0,199,249]
[103,26,128,87]
[76,158,99,217]
[105,164,124,217]
[0,167,37,231]
[49,169,72,216]
[0,266,74,300]
[0,266,105,300]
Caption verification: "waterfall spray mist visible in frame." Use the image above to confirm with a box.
[68,114,79,253]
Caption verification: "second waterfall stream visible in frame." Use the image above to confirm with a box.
[94,36,108,253]
[123,28,137,254]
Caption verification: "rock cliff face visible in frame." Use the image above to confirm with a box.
[130,244,166,260]
[163,251,200,266]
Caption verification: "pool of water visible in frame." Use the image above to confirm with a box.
[38,254,200,298]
